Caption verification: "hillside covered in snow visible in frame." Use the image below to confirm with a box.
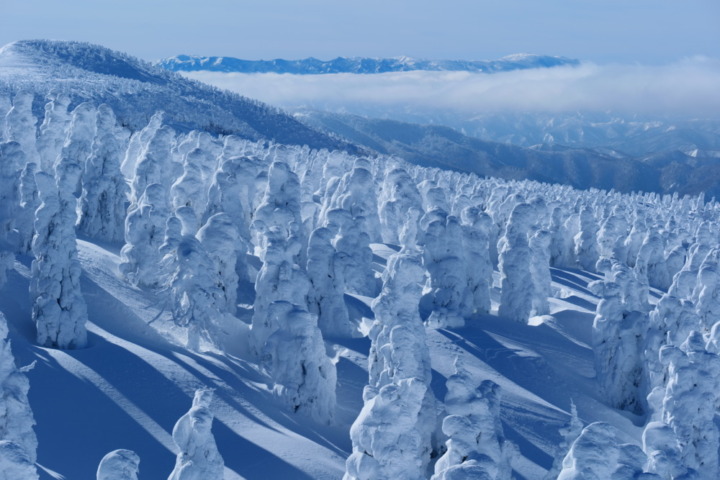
[0,40,719,480]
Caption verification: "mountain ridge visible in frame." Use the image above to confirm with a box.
[157,53,580,74]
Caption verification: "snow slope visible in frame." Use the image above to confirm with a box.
[0,235,645,479]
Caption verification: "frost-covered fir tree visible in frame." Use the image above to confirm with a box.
[170,235,231,351]
[574,206,599,272]
[30,171,88,349]
[36,94,71,172]
[545,401,583,480]
[120,111,164,180]
[3,92,39,166]
[196,213,241,315]
[56,102,97,197]
[252,161,304,259]
[97,449,140,480]
[326,208,377,298]
[421,210,471,328]
[0,142,23,252]
[119,183,171,288]
[328,163,383,243]
[529,229,552,317]
[78,104,129,242]
[129,124,175,204]
[0,312,38,466]
[433,360,515,480]
[168,389,224,480]
[261,301,337,424]
[306,227,353,338]
[250,227,310,357]
[354,250,436,477]
[557,422,656,480]
[460,207,493,315]
[592,281,645,414]
[344,378,429,480]
[660,335,720,478]
[498,203,534,323]
[16,162,39,254]
[642,422,697,480]
[378,167,424,244]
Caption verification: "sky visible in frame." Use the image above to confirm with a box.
[1,0,719,64]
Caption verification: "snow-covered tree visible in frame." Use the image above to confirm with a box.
[378,167,424,244]
[168,389,224,480]
[96,449,140,480]
[574,207,599,272]
[326,208,377,298]
[3,92,39,166]
[30,171,88,349]
[460,206,492,315]
[36,94,71,172]
[529,229,552,317]
[306,227,353,338]
[592,281,645,414]
[250,227,310,357]
[659,335,720,478]
[498,203,534,323]
[344,378,429,480]
[557,422,655,480]
[0,312,38,466]
[261,301,337,424]
[433,360,515,480]
[119,183,171,288]
[421,210,471,328]
[545,401,584,480]
[642,422,696,480]
[196,213,241,315]
[170,235,230,351]
[78,104,129,242]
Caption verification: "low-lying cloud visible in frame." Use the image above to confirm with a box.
[184,58,720,119]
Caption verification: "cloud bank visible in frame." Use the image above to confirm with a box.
[184,58,720,119]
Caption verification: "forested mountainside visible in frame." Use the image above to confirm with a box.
[1,87,719,479]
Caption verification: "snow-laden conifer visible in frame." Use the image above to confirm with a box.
[168,389,224,480]
[530,229,552,317]
[36,94,71,172]
[261,301,336,424]
[250,227,310,357]
[96,449,140,480]
[421,211,471,328]
[592,281,645,414]
[326,208,377,297]
[78,104,129,242]
[433,360,515,480]
[3,93,39,166]
[0,312,38,465]
[574,206,599,272]
[557,422,655,480]
[197,213,241,315]
[344,378,429,480]
[30,171,88,349]
[545,401,583,480]
[460,207,493,315]
[378,167,424,244]
[306,227,353,338]
[498,203,534,323]
[119,183,171,288]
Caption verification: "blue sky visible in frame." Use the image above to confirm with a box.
[2,0,718,63]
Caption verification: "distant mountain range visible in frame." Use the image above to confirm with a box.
[157,54,579,74]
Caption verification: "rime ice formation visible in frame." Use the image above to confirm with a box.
[499,203,534,323]
[460,207,493,315]
[168,389,224,480]
[30,171,88,349]
[0,441,38,480]
[261,301,337,423]
[97,449,140,480]
[0,312,37,466]
[433,360,515,480]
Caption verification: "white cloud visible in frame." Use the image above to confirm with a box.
[184,58,720,119]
